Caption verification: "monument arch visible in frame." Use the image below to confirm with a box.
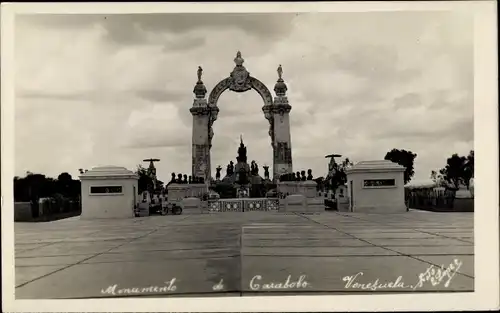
[190,51,293,182]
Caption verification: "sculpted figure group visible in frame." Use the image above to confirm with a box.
[168,172,204,185]
[279,169,314,182]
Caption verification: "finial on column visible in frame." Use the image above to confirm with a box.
[234,51,244,66]
[193,65,207,99]
[274,64,288,97]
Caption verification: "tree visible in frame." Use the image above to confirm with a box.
[136,165,153,194]
[462,150,474,187]
[313,176,325,191]
[327,158,353,192]
[384,149,417,184]
[430,170,447,187]
[57,172,73,197]
[13,171,81,202]
[438,151,474,189]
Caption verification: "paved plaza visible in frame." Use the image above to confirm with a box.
[14,211,474,298]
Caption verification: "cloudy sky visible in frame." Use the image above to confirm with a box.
[14,10,474,183]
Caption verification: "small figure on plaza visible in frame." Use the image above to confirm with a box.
[263,165,270,180]
[307,169,313,180]
[216,165,222,181]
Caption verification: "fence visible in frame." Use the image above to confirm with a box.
[208,198,280,213]
[14,198,81,222]
[405,189,457,211]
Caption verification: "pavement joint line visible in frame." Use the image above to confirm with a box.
[243,253,474,257]
[15,241,59,253]
[16,247,242,258]
[239,229,243,296]
[332,213,474,245]
[295,213,475,280]
[15,226,161,289]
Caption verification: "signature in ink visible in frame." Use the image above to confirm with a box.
[413,258,463,290]
[212,279,224,291]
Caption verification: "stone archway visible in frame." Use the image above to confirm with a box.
[190,51,293,182]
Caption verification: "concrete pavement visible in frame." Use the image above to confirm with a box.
[14,210,474,298]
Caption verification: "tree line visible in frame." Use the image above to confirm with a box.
[14,172,81,202]
[314,148,474,193]
[430,150,474,189]
[13,149,474,202]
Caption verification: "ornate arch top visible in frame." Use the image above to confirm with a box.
[207,51,274,109]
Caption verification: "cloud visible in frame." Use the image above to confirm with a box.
[14,11,474,182]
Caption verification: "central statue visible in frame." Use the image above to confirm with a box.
[217,135,267,198]
[234,135,250,187]
[236,135,247,163]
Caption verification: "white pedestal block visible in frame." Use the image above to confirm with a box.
[181,197,202,214]
[284,194,306,212]
[306,197,324,213]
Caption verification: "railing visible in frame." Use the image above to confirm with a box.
[208,198,279,212]
[406,190,455,211]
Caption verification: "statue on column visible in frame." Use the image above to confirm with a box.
[277,64,283,79]
[197,66,203,82]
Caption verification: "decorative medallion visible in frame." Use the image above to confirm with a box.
[229,51,252,92]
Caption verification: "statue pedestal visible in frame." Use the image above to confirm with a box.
[235,184,250,198]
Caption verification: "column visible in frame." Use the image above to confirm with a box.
[190,67,211,182]
[272,65,293,180]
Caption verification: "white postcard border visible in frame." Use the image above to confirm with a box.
[1,1,498,312]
